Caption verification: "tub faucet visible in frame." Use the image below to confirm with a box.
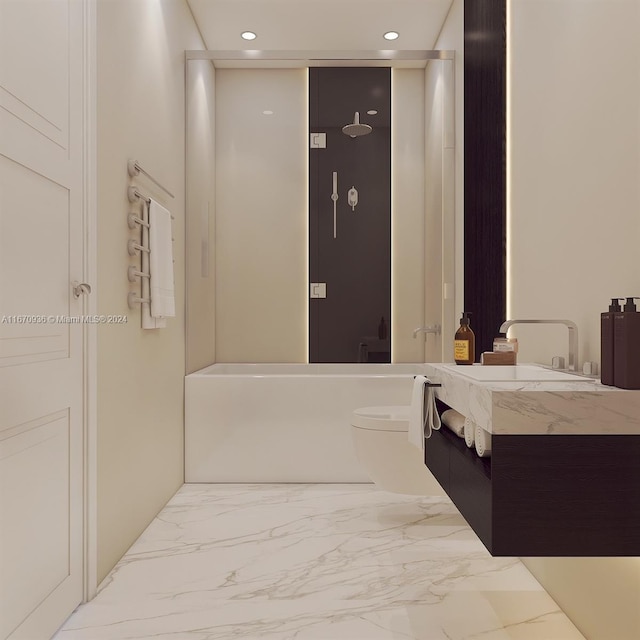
[499,319,579,372]
[413,324,441,339]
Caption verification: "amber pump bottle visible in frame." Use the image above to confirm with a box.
[613,297,640,389]
[454,312,475,365]
[601,297,623,386]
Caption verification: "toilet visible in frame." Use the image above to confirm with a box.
[350,406,445,496]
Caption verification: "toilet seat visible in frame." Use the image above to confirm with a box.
[351,406,410,432]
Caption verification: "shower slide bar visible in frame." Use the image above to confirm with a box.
[331,171,338,238]
[127,159,175,199]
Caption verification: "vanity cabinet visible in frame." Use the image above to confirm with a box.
[426,402,640,556]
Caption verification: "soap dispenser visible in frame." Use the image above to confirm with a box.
[601,298,623,386]
[454,312,475,365]
[613,297,640,389]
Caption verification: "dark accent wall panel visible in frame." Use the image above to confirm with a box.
[464,0,507,360]
[309,68,391,363]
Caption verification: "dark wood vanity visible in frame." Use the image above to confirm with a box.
[426,399,640,556]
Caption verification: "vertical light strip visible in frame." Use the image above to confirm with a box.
[304,67,310,363]
[506,0,512,320]
[390,68,395,363]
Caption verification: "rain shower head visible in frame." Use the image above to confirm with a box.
[342,112,372,138]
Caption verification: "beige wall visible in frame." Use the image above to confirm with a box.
[432,0,464,362]
[186,59,217,373]
[96,0,203,582]
[509,1,640,638]
[214,69,308,363]
[508,0,640,366]
[392,69,426,362]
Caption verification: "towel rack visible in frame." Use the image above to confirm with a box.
[128,186,175,219]
[128,292,150,308]
[128,266,150,282]
[128,213,149,229]
[413,376,441,388]
[128,186,151,205]
[128,239,150,255]
[127,159,175,199]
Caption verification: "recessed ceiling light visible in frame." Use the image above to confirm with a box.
[241,31,257,41]
[383,31,399,41]
[263,110,274,115]
[367,110,378,115]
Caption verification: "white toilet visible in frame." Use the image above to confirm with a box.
[350,406,445,496]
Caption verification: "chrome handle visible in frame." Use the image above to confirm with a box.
[72,282,91,298]
[413,324,441,338]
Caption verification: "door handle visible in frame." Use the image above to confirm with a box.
[72,282,92,298]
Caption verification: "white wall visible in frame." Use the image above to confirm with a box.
[215,69,308,363]
[432,0,464,362]
[508,1,640,638]
[186,59,217,373]
[508,0,640,367]
[96,0,204,582]
[392,69,426,362]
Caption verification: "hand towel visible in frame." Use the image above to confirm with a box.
[408,376,441,450]
[463,417,476,448]
[474,425,492,458]
[149,199,175,318]
[441,409,466,438]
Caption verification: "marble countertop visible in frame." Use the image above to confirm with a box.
[424,363,640,436]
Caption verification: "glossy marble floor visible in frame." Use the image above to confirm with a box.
[56,484,585,640]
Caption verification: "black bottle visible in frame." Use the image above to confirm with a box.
[613,297,640,389]
[378,316,388,340]
[601,298,623,386]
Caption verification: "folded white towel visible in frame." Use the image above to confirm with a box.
[463,417,476,448]
[408,376,441,450]
[474,425,492,458]
[441,409,466,438]
[149,198,175,319]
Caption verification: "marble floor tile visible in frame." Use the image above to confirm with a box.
[55,484,585,640]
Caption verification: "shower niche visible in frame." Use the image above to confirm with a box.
[309,68,391,363]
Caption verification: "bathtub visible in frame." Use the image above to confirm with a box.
[185,363,427,482]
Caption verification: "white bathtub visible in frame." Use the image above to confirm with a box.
[185,363,427,482]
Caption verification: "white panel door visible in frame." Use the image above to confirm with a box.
[0,1,87,638]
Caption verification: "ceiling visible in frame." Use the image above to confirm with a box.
[186,0,454,53]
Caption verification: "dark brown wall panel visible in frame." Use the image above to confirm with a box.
[464,0,507,360]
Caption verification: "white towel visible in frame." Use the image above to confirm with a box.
[408,376,441,450]
[463,417,476,448]
[474,426,492,458]
[441,409,466,438]
[149,199,175,319]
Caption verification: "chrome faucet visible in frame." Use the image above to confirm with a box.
[413,324,441,339]
[499,319,579,372]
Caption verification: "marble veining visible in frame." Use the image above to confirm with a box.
[425,363,640,435]
[55,485,585,640]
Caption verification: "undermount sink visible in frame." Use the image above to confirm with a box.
[442,364,594,382]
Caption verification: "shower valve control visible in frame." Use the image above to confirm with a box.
[347,186,358,211]
[310,283,327,299]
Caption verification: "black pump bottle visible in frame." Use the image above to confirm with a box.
[601,298,623,386]
[613,297,640,389]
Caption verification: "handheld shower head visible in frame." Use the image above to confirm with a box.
[342,112,372,138]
